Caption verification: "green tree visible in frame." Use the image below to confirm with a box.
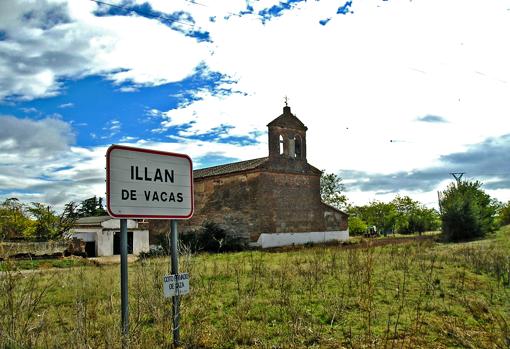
[25,202,78,240]
[498,201,510,226]
[409,206,441,235]
[391,196,441,234]
[391,196,419,234]
[366,201,397,232]
[348,216,367,235]
[440,180,498,241]
[0,198,32,239]
[77,196,107,217]
[349,201,397,233]
[349,197,440,235]
[320,172,348,210]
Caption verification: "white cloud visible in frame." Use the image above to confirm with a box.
[0,115,102,208]
[0,115,74,159]
[119,136,138,142]
[58,102,74,108]
[147,0,510,206]
[130,137,266,169]
[0,138,266,210]
[101,119,121,139]
[2,0,510,207]
[0,0,210,100]
[156,0,510,175]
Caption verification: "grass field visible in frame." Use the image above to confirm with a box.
[1,227,509,348]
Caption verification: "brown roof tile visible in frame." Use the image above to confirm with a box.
[76,216,112,225]
[194,157,268,179]
[267,106,307,131]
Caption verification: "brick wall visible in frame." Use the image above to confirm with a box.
[255,171,324,239]
[176,169,348,243]
[179,171,262,241]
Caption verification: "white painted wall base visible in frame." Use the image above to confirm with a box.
[256,230,349,248]
[97,231,114,256]
[133,230,149,255]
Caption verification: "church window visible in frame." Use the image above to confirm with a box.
[279,135,284,155]
[295,136,302,159]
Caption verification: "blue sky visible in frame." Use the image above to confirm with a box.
[0,67,228,147]
[1,0,510,209]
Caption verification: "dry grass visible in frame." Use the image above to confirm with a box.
[1,227,509,348]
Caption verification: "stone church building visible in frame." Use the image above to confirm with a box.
[177,104,349,248]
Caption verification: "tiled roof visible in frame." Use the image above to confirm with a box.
[76,216,112,225]
[267,114,307,130]
[194,157,268,179]
[322,202,349,216]
[267,106,307,131]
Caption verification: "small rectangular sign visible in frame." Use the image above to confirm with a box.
[106,145,194,219]
[163,273,190,298]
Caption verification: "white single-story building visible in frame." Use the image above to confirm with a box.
[69,216,149,257]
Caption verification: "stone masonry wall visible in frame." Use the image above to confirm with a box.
[177,170,348,243]
[179,171,262,242]
[323,204,349,231]
[254,171,324,241]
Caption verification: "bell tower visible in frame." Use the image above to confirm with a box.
[267,103,307,163]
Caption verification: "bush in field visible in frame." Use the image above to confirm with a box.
[440,180,498,241]
[348,216,367,235]
[180,222,246,253]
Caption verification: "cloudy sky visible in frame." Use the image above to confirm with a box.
[1,0,509,210]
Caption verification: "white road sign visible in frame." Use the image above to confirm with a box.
[163,273,190,297]
[106,145,194,219]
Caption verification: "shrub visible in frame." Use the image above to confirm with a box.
[138,245,166,259]
[180,222,246,253]
[440,180,498,241]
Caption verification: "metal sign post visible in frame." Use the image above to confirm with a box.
[170,220,180,346]
[120,218,129,347]
[106,145,194,347]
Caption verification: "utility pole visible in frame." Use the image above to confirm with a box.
[450,172,465,184]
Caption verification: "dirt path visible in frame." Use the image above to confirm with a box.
[0,255,139,275]
[268,234,437,253]
[89,255,139,265]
